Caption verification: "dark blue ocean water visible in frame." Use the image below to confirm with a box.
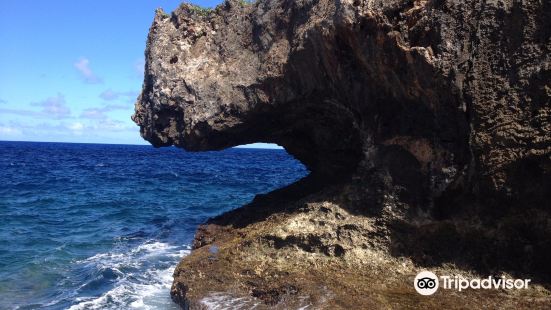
[0,141,307,309]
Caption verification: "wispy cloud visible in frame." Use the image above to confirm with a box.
[68,122,84,131]
[0,99,7,104]
[0,94,71,119]
[92,119,133,131]
[80,104,130,120]
[74,58,102,84]
[0,125,22,137]
[31,94,71,119]
[0,117,139,144]
[99,89,138,101]
[0,108,41,117]
[66,119,133,133]
[67,122,85,135]
[80,109,106,119]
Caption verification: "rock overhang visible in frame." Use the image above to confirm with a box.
[133,0,550,211]
[132,0,472,187]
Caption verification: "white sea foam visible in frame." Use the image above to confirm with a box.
[200,293,315,310]
[133,241,174,254]
[68,267,176,310]
[200,293,262,310]
[69,241,190,310]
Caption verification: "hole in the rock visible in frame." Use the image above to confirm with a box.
[227,142,311,200]
[200,143,333,228]
[234,143,284,150]
[149,144,312,235]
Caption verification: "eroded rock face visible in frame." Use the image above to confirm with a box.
[133,0,551,308]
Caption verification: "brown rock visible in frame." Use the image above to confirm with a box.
[133,0,551,308]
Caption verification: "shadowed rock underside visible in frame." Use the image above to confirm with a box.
[133,0,551,308]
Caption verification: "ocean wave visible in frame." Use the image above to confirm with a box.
[68,241,190,310]
[68,267,174,310]
[1,142,307,309]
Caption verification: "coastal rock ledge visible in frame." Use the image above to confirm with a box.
[133,0,551,308]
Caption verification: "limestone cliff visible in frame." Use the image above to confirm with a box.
[133,0,551,308]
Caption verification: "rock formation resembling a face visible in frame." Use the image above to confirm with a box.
[133,0,550,211]
[134,1,551,308]
[132,1,471,189]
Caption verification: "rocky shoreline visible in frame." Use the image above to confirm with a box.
[132,0,551,308]
[170,178,551,308]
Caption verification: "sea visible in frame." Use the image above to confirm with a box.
[0,141,308,309]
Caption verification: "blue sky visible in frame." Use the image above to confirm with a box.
[0,0,278,149]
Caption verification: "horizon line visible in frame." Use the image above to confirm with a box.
[0,139,284,149]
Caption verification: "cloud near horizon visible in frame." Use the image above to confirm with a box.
[74,58,103,84]
[0,125,23,137]
[66,119,134,134]
[0,116,137,142]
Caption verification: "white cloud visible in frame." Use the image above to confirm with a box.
[0,119,141,144]
[0,107,41,117]
[92,119,133,131]
[68,122,84,136]
[80,109,106,119]
[0,125,22,136]
[80,104,131,120]
[31,94,71,119]
[65,118,134,133]
[74,58,102,84]
[68,122,84,131]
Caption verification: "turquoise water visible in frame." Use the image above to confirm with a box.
[0,141,307,309]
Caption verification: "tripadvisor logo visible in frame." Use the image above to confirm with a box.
[414,271,439,295]
[413,270,531,296]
